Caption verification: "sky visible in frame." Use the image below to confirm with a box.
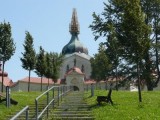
[0,0,106,82]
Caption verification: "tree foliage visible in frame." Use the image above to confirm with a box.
[90,0,156,95]
[0,21,16,92]
[44,52,63,84]
[90,44,112,81]
[20,31,36,92]
[35,46,46,91]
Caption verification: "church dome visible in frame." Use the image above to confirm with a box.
[62,34,88,55]
[62,8,88,55]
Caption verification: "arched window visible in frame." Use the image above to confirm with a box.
[81,65,84,73]
[66,65,69,72]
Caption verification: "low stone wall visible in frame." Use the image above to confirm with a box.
[84,82,130,91]
[11,81,56,92]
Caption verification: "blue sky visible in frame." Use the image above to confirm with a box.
[0,0,106,82]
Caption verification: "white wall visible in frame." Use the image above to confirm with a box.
[60,53,91,79]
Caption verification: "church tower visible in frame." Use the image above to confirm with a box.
[60,8,91,83]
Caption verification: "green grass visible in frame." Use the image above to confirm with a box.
[85,90,160,120]
[0,91,43,119]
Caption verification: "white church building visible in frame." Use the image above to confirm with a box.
[60,8,92,91]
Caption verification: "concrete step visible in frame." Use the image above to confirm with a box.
[51,116,95,120]
[55,108,91,111]
[53,111,92,114]
[52,113,93,117]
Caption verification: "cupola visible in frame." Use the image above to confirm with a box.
[62,8,88,55]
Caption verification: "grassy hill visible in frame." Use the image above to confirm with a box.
[85,90,160,120]
[0,91,42,119]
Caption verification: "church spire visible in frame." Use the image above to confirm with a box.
[69,8,80,34]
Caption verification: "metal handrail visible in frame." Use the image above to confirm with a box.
[35,85,72,120]
[10,106,29,120]
[36,86,59,100]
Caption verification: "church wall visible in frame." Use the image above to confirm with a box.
[60,54,91,79]
[66,73,84,91]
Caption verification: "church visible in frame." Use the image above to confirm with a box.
[60,8,92,91]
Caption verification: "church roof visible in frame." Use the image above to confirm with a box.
[19,77,54,84]
[0,77,13,86]
[0,62,13,87]
[62,8,88,55]
[66,67,84,76]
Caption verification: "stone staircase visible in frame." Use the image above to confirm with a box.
[49,91,94,120]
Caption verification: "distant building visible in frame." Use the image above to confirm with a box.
[11,77,55,91]
[0,63,14,92]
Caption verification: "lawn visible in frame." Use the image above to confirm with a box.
[0,91,43,119]
[85,90,160,120]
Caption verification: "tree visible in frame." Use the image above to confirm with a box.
[119,0,151,102]
[50,52,63,82]
[44,52,52,86]
[0,22,16,92]
[90,0,151,102]
[20,31,36,92]
[44,52,64,86]
[90,44,112,81]
[105,24,120,91]
[90,0,124,90]
[140,0,160,88]
[35,46,46,91]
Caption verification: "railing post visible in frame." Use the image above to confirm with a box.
[62,86,64,96]
[35,99,38,120]
[61,86,62,101]
[58,87,60,106]
[52,88,54,109]
[26,107,29,120]
[64,86,66,95]
[91,84,94,97]
[47,91,49,118]
[6,86,10,108]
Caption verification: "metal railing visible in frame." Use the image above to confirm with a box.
[10,85,72,120]
[35,85,72,120]
[10,106,29,120]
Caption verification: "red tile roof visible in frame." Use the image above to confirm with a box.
[19,77,54,84]
[66,67,84,75]
[84,80,96,84]
[0,70,13,87]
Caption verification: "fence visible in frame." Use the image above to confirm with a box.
[10,85,72,120]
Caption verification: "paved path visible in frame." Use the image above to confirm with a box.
[49,91,95,120]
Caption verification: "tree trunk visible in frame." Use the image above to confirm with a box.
[137,61,142,102]
[41,76,43,92]
[28,69,31,92]
[145,52,153,91]
[1,61,5,92]
[115,67,118,91]
[154,14,160,87]
[48,78,49,87]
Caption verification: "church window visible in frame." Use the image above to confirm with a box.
[66,65,69,72]
[81,65,84,73]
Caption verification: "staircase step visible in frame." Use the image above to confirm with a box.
[54,111,92,114]
[52,116,95,120]
[49,92,94,120]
